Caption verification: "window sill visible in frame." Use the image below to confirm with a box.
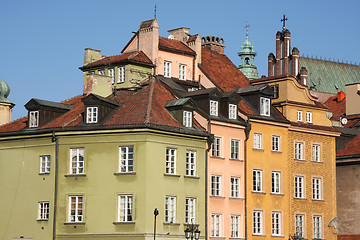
[184,175,200,179]
[39,172,50,175]
[271,234,284,238]
[229,238,245,240]
[64,174,86,177]
[114,172,136,175]
[184,223,199,227]
[252,191,265,195]
[163,222,180,225]
[312,199,324,202]
[252,234,266,236]
[270,193,284,196]
[294,197,306,200]
[230,158,244,162]
[211,156,225,159]
[253,148,264,151]
[37,219,49,221]
[210,237,226,239]
[294,159,305,162]
[164,173,181,177]
[210,195,225,198]
[311,161,323,164]
[113,221,135,225]
[229,197,244,200]
[64,222,85,225]
[271,151,282,153]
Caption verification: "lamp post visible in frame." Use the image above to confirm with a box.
[154,208,159,240]
[289,228,303,240]
[184,223,200,240]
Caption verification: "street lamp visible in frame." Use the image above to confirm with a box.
[289,227,303,240]
[184,223,200,240]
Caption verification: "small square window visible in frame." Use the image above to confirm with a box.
[29,111,39,128]
[210,100,218,116]
[183,111,192,127]
[86,107,98,123]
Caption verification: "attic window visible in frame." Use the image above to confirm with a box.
[183,111,192,127]
[229,104,237,119]
[86,107,98,123]
[29,111,39,128]
[260,97,270,116]
[210,100,218,116]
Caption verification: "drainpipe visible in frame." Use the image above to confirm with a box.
[52,131,59,240]
[205,118,213,240]
[192,54,196,81]
[244,119,251,240]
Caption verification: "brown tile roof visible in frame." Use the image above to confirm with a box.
[290,121,340,133]
[158,37,196,56]
[199,46,250,92]
[81,51,153,69]
[337,132,360,157]
[0,117,27,133]
[238,99,255,115]
[324,95,346,121]
[338,235,360,240]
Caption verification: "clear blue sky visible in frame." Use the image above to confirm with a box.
[1,0,359,120]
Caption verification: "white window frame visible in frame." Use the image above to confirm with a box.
[119,146,134,173]
[68,196,83,223]
[253,133,262,150]
[272,135,280,152]
[210,100,219,116]
[295,214,305,238]
[312,144,321,162]
[253,170,263,192]
[118,66,125,83]
[295,176,305,199]
[230,139,240,160]
[98,69,105,75]
[212,137,221,157]
[40,155,51,174]
[253,210,263,235]
[108,68,115,84]
[185,197,196,224]
[272,171,281,194]
[86,106,98,123]
[230,177,240,198]
[165,196,176,223]
[211,175,221,196]
[306,111,312,123]
[164,61,171,78]
[118,194,133,222]
[211,214,221,237]
[166,148,176,174]
[297,110,303,122]
[312,178,322,200]
[260,97,270,116]
[272,211,281,236]
[183,111,192,127]
[313,215,322,239]
[186,150,196,177]
[38,201,49,220]
[179,64,186,80]
[229,104,237,119]
[294,142,304,160]
[231,215,240,238]
[70,148,85,175]
[29,110,39,128]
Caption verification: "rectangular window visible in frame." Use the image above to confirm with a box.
[40,155,51,174]
[295,176,304,198]
[295,142,304,160]
[253,133,262,149]
[231,215,240,238]
[295,214,305,237]
[253,210,263,234]
[118,195,133,222]
[312,144,321,162]
[179,64,186,80]
[185,197,196,224]
[231,139,240,160]
[183,111,192,127]
[166,148,176,174]
[38,201,49,220]
[306,111,312,123]
[109,68,115,84]
[272,212,281,236]
[313,216,322,239]
[212,137,221,157]
[312,178,322,200]
[29,111,39,128]
[164,61,171,78]
[86,106,98,123]
[119,146,134,173]
[98,69,105,75]
[211,175,221,196]
[68,196,83,222]
[272,135,280,152]
[253,170,262,192]
[70,148,84,174]
[210,100,219,116]
[118,66,125,83]
[260,97,270,116]
[229,104,237,119]
[165,196,176,223]
[272,171,281,194]
[231,177,240,198]
[186,150,196,176]
[297,110,303,122]
[211,214,221,237]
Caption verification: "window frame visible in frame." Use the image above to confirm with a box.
[179,64,186,80]
[294,142,304,160]
[98,69,105,75]
[86,106,98,124]
[119,146,134,173]
[210,100,219,116]
[260,97,270,116]
[253,133,262,150]
[68,195,84,223]
[313,215,322,239]
[211,214,221,237]
[186,150,196,177]
[295,214,305,238]
[312,177,322,200]
[253,210,263,235]
[40,155,51,174]
[297,110,303,122]
[312,144,321,162]
[108,68,115,84]
[211,175,221,196]
[165,148,177,174]
[230,139,240,160]
[69,148,85,175]
[29,110,39,128]
[185,197,196,224]
[118,194,133,222]
[212,137,221,157]
[272,135,280,152]
[231,215,240,238]
[230,177,240,198]
[229,104,237,120]
[295,176,305,199]
[164,61,172,78]
[272,211,281,236]
[38,201,50,220]
[183,111,192,128]
[165,196,176,223]
[253,169,263,193]
[306,111,313,123]
[118,66,125,83]
[271,171,281,194]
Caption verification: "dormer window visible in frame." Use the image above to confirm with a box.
[179,64,186,80]
[29,111,39,128]
[306,111,312,123]
[229,104,237,119]
[260,97,270,116]
[297,110,303,122]
[86,107,98,123]
[183,111,192,127]
[210,100,218,116]
[188,87,198,92]
[164,61,171,78]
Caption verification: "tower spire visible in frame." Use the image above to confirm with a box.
[154,4,157,18]
[281,14,288,30]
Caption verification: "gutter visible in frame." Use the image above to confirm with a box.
[52,132,59,240]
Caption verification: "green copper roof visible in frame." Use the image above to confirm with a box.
[299,57,360,93]
[0,78,13,104]
[238,35,259,80]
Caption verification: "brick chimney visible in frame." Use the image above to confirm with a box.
[345,83,360,116]
[138,19,159,63]
[283,29,291,75]
[299,67,308,86]
[168,27,190,42]
[84,48,102,66]
[201,36,225,54]
[337,91,345,102]
[292,47,299,76]
[275,31,282,75]
[268,53,275,77]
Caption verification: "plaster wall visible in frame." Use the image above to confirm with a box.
[0,103,12,125]
[157,50,194,80]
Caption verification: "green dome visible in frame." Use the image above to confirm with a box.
[0,78,13,104]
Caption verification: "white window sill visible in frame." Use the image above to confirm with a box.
[64,222,85,225]
[252,234,266,236]
[39,172,50,175]
[271,150,282,153]
[210,237,226,239]
[114,172,136,175]
[210,195,225,198]
[294,197,306,200]
[184,175,200,179]
[64,174,86,177]
[294,159,305,162]
[113,221,135,224]
[211,156,225,159]
[253,148,264,151]
[270,193,284,196]
[164,173,180,177]
[312,199,324,202]
[37,219,48,221]
[271,234,284,238]
[229,197,244,200]
[312,161,323,164]
[163,222,180,225]
[230,158,244,162]
[252,191,265,195]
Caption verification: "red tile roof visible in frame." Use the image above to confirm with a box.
[0,117,27,133]
[238,99,256,115]
[338,235,360,240]
[199,46,250,92]
[337,132,360,157]
[324,95,346,121]
[158,37,196,56]
[290,121,340,133]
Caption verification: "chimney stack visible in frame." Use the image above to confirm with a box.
[337,91,345,102]
[345,83,360,116]
[299,67,308,86]
[168,27,190,43]
[84,48,102,66]
[201,36,225,54]
[268,53,275,77]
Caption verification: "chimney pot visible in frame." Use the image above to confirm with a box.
[337,91,345,102]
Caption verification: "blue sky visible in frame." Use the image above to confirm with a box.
[1,0,359,120]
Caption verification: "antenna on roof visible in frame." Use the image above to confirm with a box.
[154,4,157,19]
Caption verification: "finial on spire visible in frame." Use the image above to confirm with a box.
[245,22,251,37]
[281,14,288,30]
[154,4,157,18]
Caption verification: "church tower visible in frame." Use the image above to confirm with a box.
[0,78,14,125]
[238,23,259,80]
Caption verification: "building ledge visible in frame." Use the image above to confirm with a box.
[114,172,136,175]
[113,221,136,225]
[164,173,181,177]
[163,222,180,225]
[184,175,200,179]
[64,222,85,225]
[64,174,86,177]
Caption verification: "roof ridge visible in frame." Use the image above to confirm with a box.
[145,78,156,124]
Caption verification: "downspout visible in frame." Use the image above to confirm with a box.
[205,118,213,240]
[52,131,59,240]
[193,54,196,81]
[244,119,251,240]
